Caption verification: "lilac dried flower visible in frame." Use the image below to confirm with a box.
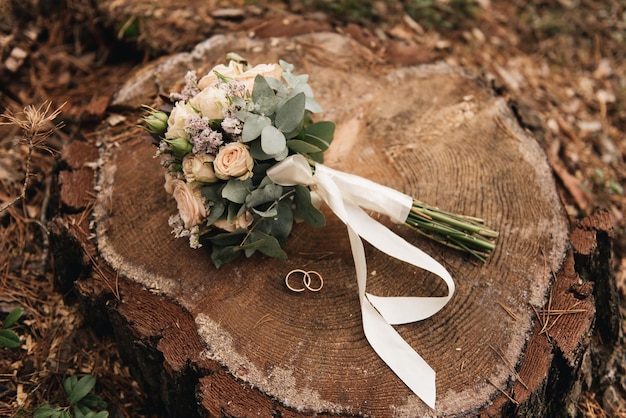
[170,70,201,102]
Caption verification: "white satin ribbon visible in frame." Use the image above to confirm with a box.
[267,155,455,409]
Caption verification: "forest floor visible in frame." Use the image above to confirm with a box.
[0,0,625,416]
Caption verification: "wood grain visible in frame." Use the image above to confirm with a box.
[91,33,569,416]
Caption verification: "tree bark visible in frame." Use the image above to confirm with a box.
[49,33,613,417]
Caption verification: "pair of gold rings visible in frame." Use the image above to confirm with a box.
[285,269,324,292]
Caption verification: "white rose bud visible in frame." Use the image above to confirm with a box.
[171,179,207,228]
[165,101,197,140]
[213,142,254,181]
[189,87,228,120]
[182,154,218,184]
[213,211,254,232]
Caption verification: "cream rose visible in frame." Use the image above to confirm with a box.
[171,179,207,228]
[182,154,218,184]
[198,61,282,92]
[189,86,228,120]
[164,172,176,194]
[213,212,254,232]
[165,101,197,140]
[213,142,254,180]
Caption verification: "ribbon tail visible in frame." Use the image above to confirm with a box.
[347,225,437,409]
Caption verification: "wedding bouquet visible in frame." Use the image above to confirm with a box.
[142,53,497,267]
[141,54,498,408]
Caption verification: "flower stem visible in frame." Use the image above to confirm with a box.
[406,200,498,262]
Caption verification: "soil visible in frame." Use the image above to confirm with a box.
[0,0,624,417]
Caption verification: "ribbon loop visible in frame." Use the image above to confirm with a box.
[267,155,455,409]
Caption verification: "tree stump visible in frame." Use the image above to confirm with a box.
[49,33,609,417]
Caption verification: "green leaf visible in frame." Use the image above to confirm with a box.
[92,411,109,418]
[265,77,287,95]
[206,230,247,246]
[249,231,287,259]
[3,306,23,328]
[279,59,294,72]
[211,245,241,268]
[205,199,226,225]
[33,405,59,418]
[240,113,272,142]
[269,199,294,242]
[252,75,280,115]
[245,183,283,208]
[304,121,335,150]
[286,139,322,155]
[222,179,250,204]
[63,376,75,397]
[74,404,90,418]
[0,329,20,349]
[68,375,96,405]
[227,202,241,224]
[252,207,278,218]
[275,93,305,134]
[294,185,325,227]
[80,394,107,409]
[307,151,324,164]
[60,411,71,418]
[260,125,286,156]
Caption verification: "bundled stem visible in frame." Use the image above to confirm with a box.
[405,200,498,262]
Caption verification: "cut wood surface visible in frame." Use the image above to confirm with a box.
[53,33,586,417]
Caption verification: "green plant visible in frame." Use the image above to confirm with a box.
[0,306,23,349]
[34,375,109,418]
[404,0,479,30]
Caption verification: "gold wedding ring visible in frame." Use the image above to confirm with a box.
[285,269,324,293]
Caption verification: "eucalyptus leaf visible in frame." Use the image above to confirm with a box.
[279,59,294,72]
[245,183,283,208]
[68,375,96,405]
[270,200,294,242]
[294,185,325,227]
[275,93,305,134]
[206,230,247,245]
[249,231,287,259]
[286,139,322,155]
[273,146,290,161]
[241,113,272,142]
[265,77,287,94]
[252,75,280,115]
[308,151,324,164]
[205,199,226,225]
[222,179,250,204]
[249,139,274,160]
[252,206,278,218]
[227,202,240,223]
[305,121,335,150]
[201,183,222,201]
[211,245,240,268]
[260,125,286,156]
[305,96,323,113]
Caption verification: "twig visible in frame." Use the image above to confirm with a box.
[488,344,528,390]
[497,301,520,321]
[486,378,518,405]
